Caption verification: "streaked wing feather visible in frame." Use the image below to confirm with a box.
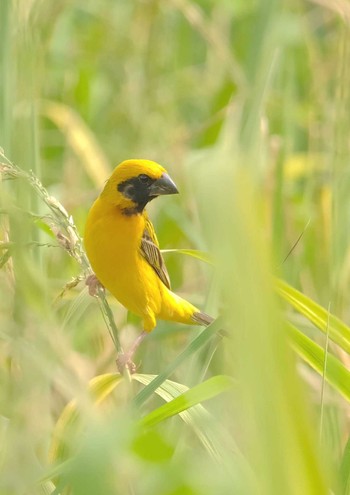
[140,218,171,289]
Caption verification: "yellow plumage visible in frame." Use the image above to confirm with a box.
[84,159,212,369]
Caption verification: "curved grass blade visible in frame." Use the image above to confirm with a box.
[276,279,350,354]
[50,372,238,465]
[138,375,234,428]
[287,323,350,401]
[49,373,123,465]
[340,434,350,495]
[132,318,223,409]
[41,100,111,187]
[134,373,221,459]
[133,374,243,464]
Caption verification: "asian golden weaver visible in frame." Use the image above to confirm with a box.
[84,159,213,372]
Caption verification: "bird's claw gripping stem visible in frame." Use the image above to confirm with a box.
[116,331,148,374]
[86,273,104,297]
[116,353,137,374]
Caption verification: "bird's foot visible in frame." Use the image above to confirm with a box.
[116,353,138,374]
[116,332,148,374]
[86,274,104,297]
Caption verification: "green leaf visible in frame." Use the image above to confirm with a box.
[41,100,111,187]
[131,318,223,409]
[132,429,175,463]
[138,375,234,428]
[276,279,350,354]
[287,323,350,401]
[0,248,11,268]
[133,374,242,463]
[49,373,123,465]
[340,434,350,495]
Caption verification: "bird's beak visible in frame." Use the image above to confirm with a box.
[149,173,179,196]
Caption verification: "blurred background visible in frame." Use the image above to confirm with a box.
[1,0,350,494]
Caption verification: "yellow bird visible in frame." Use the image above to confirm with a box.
[84,159,213,371]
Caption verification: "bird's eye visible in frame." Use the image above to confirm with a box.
[138,174,151,184]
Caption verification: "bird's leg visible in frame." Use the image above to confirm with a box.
[116,331,148,374]
[86,273,104,297]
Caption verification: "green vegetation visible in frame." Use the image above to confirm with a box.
[1,1,350,493]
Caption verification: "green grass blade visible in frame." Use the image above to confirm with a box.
[50,373,123,465]
[340,435,350,495]
[131,318,223,409]
[287,323,350,401]
[138,375,234,428]
[41,100,111,187]
[133,374,244,465]
[276,279,350,353]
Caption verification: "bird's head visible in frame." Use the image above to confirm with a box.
[100,159,179,214]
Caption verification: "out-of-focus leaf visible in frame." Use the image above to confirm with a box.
[0,247,11,268]
[340,434,350,495]
[138,374,234,427]
[50,371,237,466]
[276,279,350,353]
[287,323,350,401]
[133,373,241,463]
[49,373,123,465]
[132,318,223,409]
[41,101,111,187]
[284,153,325,181]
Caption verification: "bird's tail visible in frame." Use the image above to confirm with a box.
[191,311,214,327]
[192,310,228,339]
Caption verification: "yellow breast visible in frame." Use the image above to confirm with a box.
[84,198,162,326]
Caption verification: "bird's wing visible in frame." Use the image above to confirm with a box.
[140,217,171,289]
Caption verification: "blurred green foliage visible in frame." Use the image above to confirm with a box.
[1,0,350,494]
